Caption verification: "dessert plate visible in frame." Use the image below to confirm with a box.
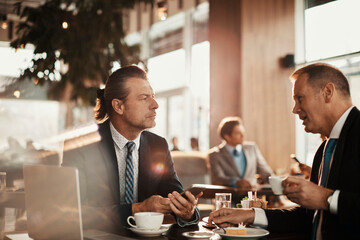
[214,228,269,239]
[182,231,215,239]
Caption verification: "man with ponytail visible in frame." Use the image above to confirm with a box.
[63,65,200,233]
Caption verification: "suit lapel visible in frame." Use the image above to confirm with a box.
[327,107,359,188]
[98,120,120,203]
[242,144,250,174]
[311,141,326,184]
[138,133,150,201]
[219,145,241,177]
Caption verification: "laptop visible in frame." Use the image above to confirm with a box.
[23,164,132,240]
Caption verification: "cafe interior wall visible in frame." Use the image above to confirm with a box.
[125,0,296,172]
[209,0,296,173]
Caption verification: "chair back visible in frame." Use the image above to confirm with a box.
[171,151,210,189]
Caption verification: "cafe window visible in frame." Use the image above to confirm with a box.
[0,45,33,77]
[147,49,186,92]
[148,41,210,151]
[144,3,209,151]
[295,0,360,166]
[304,0,360,61]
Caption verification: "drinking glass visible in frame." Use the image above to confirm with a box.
[215,193,232,210]
[0,172,6,192]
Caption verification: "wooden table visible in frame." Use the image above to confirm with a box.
[2,188,304,240]
[199,184,273,198]
[5,221,307,240]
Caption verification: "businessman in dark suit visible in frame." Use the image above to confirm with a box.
[63,66,200,233]
[208,63,359,239]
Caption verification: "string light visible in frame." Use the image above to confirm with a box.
[13,90,21,98]
[62,21,69,29]
[1,14,8,30]
[2,0,8,29]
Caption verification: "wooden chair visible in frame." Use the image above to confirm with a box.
[171,151,211,189]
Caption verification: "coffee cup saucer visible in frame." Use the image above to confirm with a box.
[129,225,169,237]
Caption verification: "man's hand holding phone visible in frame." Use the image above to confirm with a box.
[180,184,206,199]
[167,184,205,221]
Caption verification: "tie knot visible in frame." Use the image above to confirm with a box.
[325,139,337,154]
[233,149,239,156]
[126,141,135,153]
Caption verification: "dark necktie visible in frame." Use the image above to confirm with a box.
[312,138,337,240]
[233,149,239,156]
[125,141,135,204]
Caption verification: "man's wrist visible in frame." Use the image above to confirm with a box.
[132,202,141,214]
[245,208,256,225]
[324,189,334,210]
[182,210,196,222]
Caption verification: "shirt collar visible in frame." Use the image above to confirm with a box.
[225,144,242,154]
[109,121,140,150]
[329,106,354,139]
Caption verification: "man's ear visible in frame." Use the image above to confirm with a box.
[112,99,124,115]
[322,82,335,103]
[223,134,230,143]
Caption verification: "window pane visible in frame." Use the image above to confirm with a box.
[147,49,186,92]
[0,46,33,77]
[168,95,186,150]
[305,0,360,61]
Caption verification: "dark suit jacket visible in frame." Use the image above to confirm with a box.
[62,120,193,233]
[264,107,360,239]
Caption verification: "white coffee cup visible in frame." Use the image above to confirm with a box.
[127,212,164,230]
[269,176,285,195]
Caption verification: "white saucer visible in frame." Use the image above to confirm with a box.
[129,226,169,237]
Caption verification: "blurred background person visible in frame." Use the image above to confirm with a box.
[190,137,199,151]
[208,116,273,190]
[171,136,181,151]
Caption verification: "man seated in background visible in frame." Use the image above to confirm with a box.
[171,136,181,151]
[63,65,200,234]
[190,137,200,151]
[208,116,273,190]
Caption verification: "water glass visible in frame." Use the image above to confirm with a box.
[0,172,6,192]
[215,193,231,210]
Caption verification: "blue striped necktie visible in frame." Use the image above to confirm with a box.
[312,138,337,240]
[125,141,135,204]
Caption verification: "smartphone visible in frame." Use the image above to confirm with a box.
[290,154,300,163]
[180,184,207,199]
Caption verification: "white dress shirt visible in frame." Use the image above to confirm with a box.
[253,106,354,228]
[109,122,141,204]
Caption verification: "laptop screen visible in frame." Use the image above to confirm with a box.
[23,164,83,240]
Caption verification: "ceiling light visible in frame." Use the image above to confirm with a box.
[1,14,8,30]
[157,0,168,21]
